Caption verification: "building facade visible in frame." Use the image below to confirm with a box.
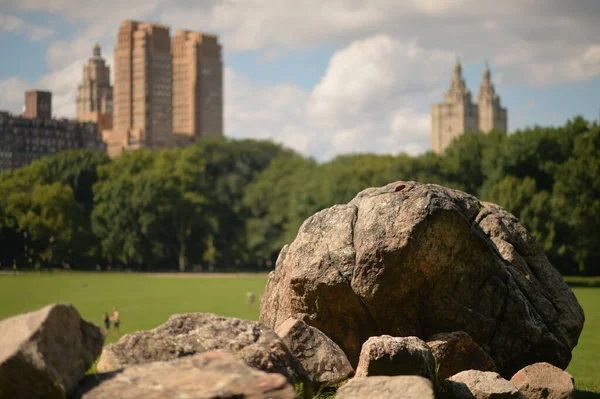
[76,44,113,131]
[109,20,172,155]
[431,61,507,154]
[477,64,508,133]
[24,91,52,119]
[0,111,105,172]
[172,30,223,142]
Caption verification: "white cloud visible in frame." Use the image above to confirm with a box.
[0,13,55,41]
[225,35,447,161]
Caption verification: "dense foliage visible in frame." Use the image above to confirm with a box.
[0,117,598,274]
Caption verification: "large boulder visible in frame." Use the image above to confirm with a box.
[96,313,308,386]
[75,351,297,399]
[446,370,523,399]
[259,181,584,377]
[0,303,104,398]
[354,335,435,381]
[336,376,434,399]
[427,331,497,380]
[510,362,575,399]
[275,317,353,387]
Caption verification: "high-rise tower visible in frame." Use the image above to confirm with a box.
[477,63,507,133]
[172,30,223,142]
[431,60,479,153]
[112,20,172,148]
[76,44,113,130]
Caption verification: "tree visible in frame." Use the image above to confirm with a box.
[552,125,600,274]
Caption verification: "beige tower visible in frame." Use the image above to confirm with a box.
[477,63,507,133]
[112,20,172,149]
[172,30,223,142]
[431,60,479,154]
[76,44,113,131]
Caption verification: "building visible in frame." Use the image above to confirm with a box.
[431,60,507,153]
[108,20,172,155]
[76,43,113,131]
[172,30,223,142]
[477,63,508,133]
[24,91,52,119]
[0,111,105,172]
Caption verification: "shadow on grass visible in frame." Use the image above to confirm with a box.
[576,389,600,398]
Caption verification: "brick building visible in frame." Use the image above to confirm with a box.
[24,91,52,120]
[104,20,223,157]
[172,30,223,143]
[0,110,105,172]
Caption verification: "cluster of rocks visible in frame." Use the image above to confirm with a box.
[0,181,586,398]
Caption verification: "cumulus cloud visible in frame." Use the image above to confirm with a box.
[0,13,55,41]
[226,35,448,160]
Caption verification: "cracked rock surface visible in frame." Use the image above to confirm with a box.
[259,181,585,377]
[96,313,309,386]
[76,351,297,399]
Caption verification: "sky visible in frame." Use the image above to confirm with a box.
[1,1,599,161]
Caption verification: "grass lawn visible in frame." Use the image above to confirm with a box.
[0,272,598,397]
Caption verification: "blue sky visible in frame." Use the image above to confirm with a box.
[1,1,599,161]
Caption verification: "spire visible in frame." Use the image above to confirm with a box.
[478,61,496,102]
[93,43,101,57]
[482,59,491,80]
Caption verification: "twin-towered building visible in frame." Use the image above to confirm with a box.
[431,61,507,153]
[77,20,224,157]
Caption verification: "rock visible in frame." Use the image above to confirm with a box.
[427,331,497,380]
[275,317,353,387]
[354,335,435,381]
[447,370,523,399]
[96,312,308,387]
[259,181,585,377]
[510,362,575,399]
[0,303,104,398]
[336,376,434,399]
[74,350,297,399]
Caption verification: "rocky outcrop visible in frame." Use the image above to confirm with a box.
[275,317,353,387]
[447,370,523,399]
[336,376,434,399]
[75,351,297,399]
[510,362,575,399]
[259,181,585,376]
[354,335,435,381]
[96,312,308,386]
[427,331,497,380]
[0,303,104,398]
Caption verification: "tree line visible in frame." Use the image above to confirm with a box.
[0,116,598,275]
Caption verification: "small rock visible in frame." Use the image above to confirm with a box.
[355,335,435,381]
[96,312,308,386]
[336,376,434,399]
[74,350,297,399]
[275,317,354,387]
[447,370,523,399]
[0,303,104,398]
[510,362,575,399]
[427,331,497,380]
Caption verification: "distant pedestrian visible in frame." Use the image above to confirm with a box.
[111,306,121,336]
[246,291,255,305]
[102,312,111,334]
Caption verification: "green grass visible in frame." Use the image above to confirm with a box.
[564,277,600,397]
[0,272,598,397]
[0,271,267,345]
